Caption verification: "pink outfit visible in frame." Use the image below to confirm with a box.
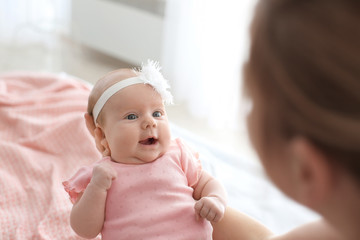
[63,138,213,240]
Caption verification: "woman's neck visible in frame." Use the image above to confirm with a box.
[320,175,360,240]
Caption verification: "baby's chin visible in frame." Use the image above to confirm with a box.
[110,153,164,165]
[137,151,167,164]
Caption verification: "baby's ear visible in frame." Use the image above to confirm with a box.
[84,113,96,137]
[94,126,111,157]
[85,112,110,156]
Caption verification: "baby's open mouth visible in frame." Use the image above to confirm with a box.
[139,137,158,145]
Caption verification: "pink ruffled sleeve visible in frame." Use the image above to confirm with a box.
[62,165,93,204]
[63,157,110,203]
[176,138,203,188]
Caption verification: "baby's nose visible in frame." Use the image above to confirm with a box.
[142,117,157,129]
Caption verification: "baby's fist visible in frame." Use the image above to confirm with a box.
[90,161,117,191]
[194,196,226,223]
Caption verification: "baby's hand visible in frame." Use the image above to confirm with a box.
[89,161,117,191]
[194,196,226,223]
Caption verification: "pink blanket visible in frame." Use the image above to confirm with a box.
[0,72,101,239]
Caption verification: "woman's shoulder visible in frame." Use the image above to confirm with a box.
[213,208,342,240]
[269,220,342,240]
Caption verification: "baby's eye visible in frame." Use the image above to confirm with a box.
[153,111,162,118]
[126,114,138,120]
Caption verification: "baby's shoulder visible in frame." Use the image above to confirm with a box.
[167,138,199,160]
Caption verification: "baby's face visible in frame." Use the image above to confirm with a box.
[100,83,171,164]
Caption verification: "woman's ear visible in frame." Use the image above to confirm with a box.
[290,137,333,210]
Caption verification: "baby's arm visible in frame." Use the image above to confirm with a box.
[70,162,117,239]
[193,170,227,222]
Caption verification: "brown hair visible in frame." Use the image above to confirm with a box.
[244,0,360,180]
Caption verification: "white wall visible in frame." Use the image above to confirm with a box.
[70,0,164,65]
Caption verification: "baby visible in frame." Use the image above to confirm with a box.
[63,61,227,240]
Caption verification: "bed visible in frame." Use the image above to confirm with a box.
[0,72,318,239]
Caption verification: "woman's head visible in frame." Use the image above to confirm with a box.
[245,0,360,183]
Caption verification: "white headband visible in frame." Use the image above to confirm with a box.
[92,60,173,123]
